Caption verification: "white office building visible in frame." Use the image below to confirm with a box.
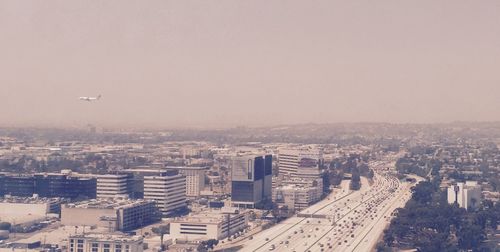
[278,147,323,179]
[170,208,248,241]
[97,174,131,198]
[447,181,482,210]
[166,167,207,198]
[144,171,186,217]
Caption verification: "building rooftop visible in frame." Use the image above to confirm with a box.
[69,233,143,243]
[0,196,63,204]
[64,198,152,210]
[172,208,242,224]
[166,166,208,170]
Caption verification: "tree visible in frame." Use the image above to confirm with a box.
[350,167,361,190]
[198,239,219,251]
[152,224,170,251]
[411,181,434,204]
[457,223,484,250]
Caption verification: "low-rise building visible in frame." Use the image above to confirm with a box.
[272,185,321,211]
[169,207,248,241]
[68,233,143,252]
[0,196,64,224]
[61,197,159,231]
[272,177,323,211]
[447,181,482,210]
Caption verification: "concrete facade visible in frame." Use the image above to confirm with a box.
[68,233,143,252]
[170,208,248,241]
[166,167,207,198]
[143,172,186,217]
[61,198,159,231]
[97,174,132,199]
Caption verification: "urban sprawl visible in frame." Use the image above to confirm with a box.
[0,123,499,252]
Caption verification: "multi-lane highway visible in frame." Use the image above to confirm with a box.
[240,157,417,252]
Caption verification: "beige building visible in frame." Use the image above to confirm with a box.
[61,197,159,231]
[68,233,143,252]
[166,167,207,198]
[0,196,63,224]
[272,177,323,211]
[169,208,248,241]
[272,185,321,211]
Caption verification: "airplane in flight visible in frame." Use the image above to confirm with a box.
[79,95,101,102]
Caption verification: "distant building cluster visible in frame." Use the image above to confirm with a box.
[271,147,324,211]
[0,133,409,250]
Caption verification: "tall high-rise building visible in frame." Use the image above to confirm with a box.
[231,155,272,208]
[263,155,273,200]
[143,170,187,217]
[277,147,323,179]
[97,174,132,198]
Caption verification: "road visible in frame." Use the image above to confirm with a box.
[239,157,416,252]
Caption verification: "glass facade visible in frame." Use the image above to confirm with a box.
[231,181,255,202]
[0,174,96,199]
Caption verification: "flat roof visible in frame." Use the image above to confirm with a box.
[166,166,208,170]
[0,196,63,204]
[69,233,143,242]
[172,208,243,224]
[64,198,152,210]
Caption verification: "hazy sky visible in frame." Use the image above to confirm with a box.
[2,1,500,128]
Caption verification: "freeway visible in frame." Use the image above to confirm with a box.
[240,157,416,252]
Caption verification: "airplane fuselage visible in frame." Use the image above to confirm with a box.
[79,95,101,102]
